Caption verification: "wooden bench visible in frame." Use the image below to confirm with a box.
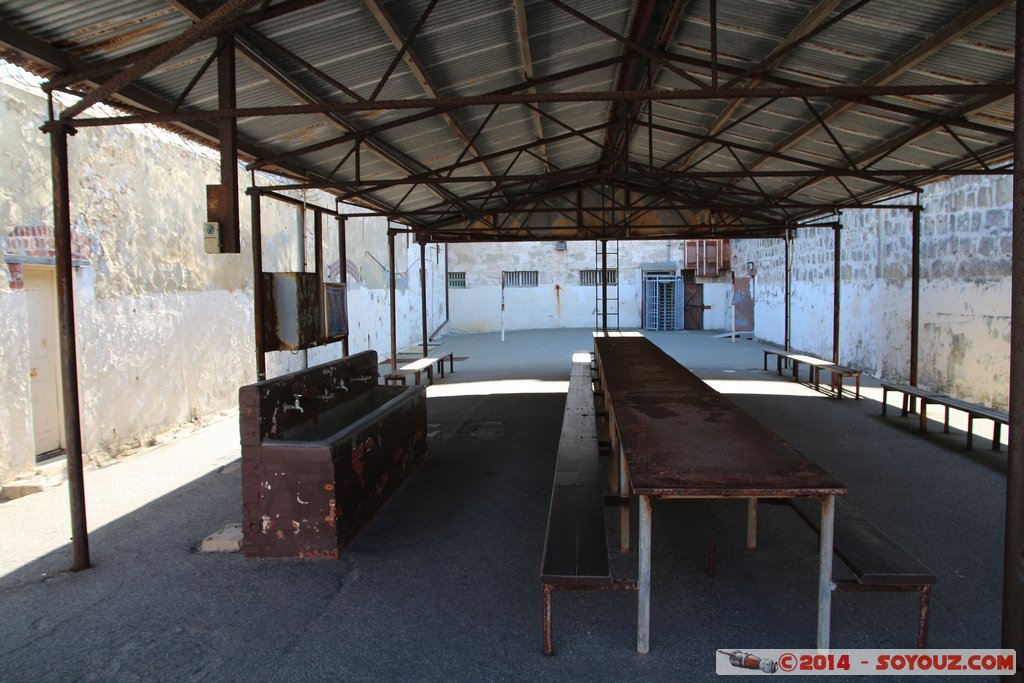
[765,349,862,399]
[788,497,936,647]
[813,363,861,399]
[383,351,456,386]
[881,381,1009,451]
[540,357,635,656]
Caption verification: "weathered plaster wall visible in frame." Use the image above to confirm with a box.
[730,176,1012,409]
[448,239,732,332]
[0,66,444,485]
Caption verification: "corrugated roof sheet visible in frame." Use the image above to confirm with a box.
[0,0,1015,237]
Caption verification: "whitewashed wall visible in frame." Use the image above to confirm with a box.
[0,67,443,485]
[731,177,1012,409]
[448,239,732,332]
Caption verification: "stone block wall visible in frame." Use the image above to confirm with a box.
[731,176,1012,410]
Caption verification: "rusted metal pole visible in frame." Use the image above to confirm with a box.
[217,32,240,252]
[444,243,450,328]
[250,190,265,380]
[910,204,921,388]
[784,231,791,352]
[338,214,348,357]
[1002,0,1024,672]
[388,228,398,372]
[832,221,841,364]
[420,240,428,356]
[601,239,609,332]
[49,124,90,571]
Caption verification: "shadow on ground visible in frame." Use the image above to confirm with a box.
[0,330,1008,681]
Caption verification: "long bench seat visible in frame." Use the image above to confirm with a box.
[788,497,936,647]
[880,381,1008,451]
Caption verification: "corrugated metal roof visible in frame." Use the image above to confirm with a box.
[0,0,1015,238]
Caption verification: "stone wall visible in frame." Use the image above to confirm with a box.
[0,65,444,485]
[448,239,733,332]
[731,176,1012,409]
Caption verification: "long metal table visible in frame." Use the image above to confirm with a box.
[594,334,847,653]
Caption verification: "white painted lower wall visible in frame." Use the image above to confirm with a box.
[0,68,445,486]
[732,177,1011,410]
[448,240,734,333]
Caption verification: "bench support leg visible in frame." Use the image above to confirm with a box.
[747,498,758,551]
[918,584,932,648]
[992,421,1002,452]
[966,415,974,449]
[817,495,836,650]
[637,495,652,654]
[542,584,553,656]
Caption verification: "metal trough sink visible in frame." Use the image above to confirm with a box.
[240,351,427,558]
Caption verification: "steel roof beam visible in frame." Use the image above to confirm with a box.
[741,0,1015,174]
[0,17,332,188]
[247,56,622,171]
[781,92,1013,200]
[164,0,465,216]
[674,0,842,171]
[513,0,549,172]
[43,0,327,92]
[363,0,504,197]
[59,0,267,121]
[61,82,1011,129]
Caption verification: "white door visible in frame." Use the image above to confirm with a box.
[24,267,63,457]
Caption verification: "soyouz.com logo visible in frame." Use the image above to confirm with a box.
[715,649,1016,676]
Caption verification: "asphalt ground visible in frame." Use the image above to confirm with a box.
[0,329,1008,681]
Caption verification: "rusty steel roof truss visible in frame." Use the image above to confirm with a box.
[0,0,1015,240]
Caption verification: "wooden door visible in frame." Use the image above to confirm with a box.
[732,276,755,331]
[683,283,703,330]
[24,267,63,457]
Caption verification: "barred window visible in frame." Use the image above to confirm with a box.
[448,271,467,288]
[502,270,538,287]
[580,269,618,286]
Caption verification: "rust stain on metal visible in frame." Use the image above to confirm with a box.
[240,352,427,559]
[325,499,336,528]
[594,336,846,498]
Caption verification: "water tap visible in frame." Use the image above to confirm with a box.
[285,395,304,413]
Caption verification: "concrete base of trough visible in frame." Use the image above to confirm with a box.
[201,523,243,553]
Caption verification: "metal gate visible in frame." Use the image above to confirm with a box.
[644,275,683,331]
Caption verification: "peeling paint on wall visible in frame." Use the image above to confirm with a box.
[731,180,1011,410]
[0,67,445,485]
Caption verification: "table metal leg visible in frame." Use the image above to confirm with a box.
[637,494,652,654]
[747,497,758,551]
[817,495,835,650]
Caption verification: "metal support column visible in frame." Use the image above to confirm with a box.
[601,239,609,332]
[338,215,348,357]
[217,33,240,252]
[910,204,922,389]
[1002,0,1024,672]
[784,231,792,352]
[49,124,90,571]
[420,240,428,356]
[817,495,836,649]
[832,222,841,364]
[388,229,398,373]
[250,191,265,380]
